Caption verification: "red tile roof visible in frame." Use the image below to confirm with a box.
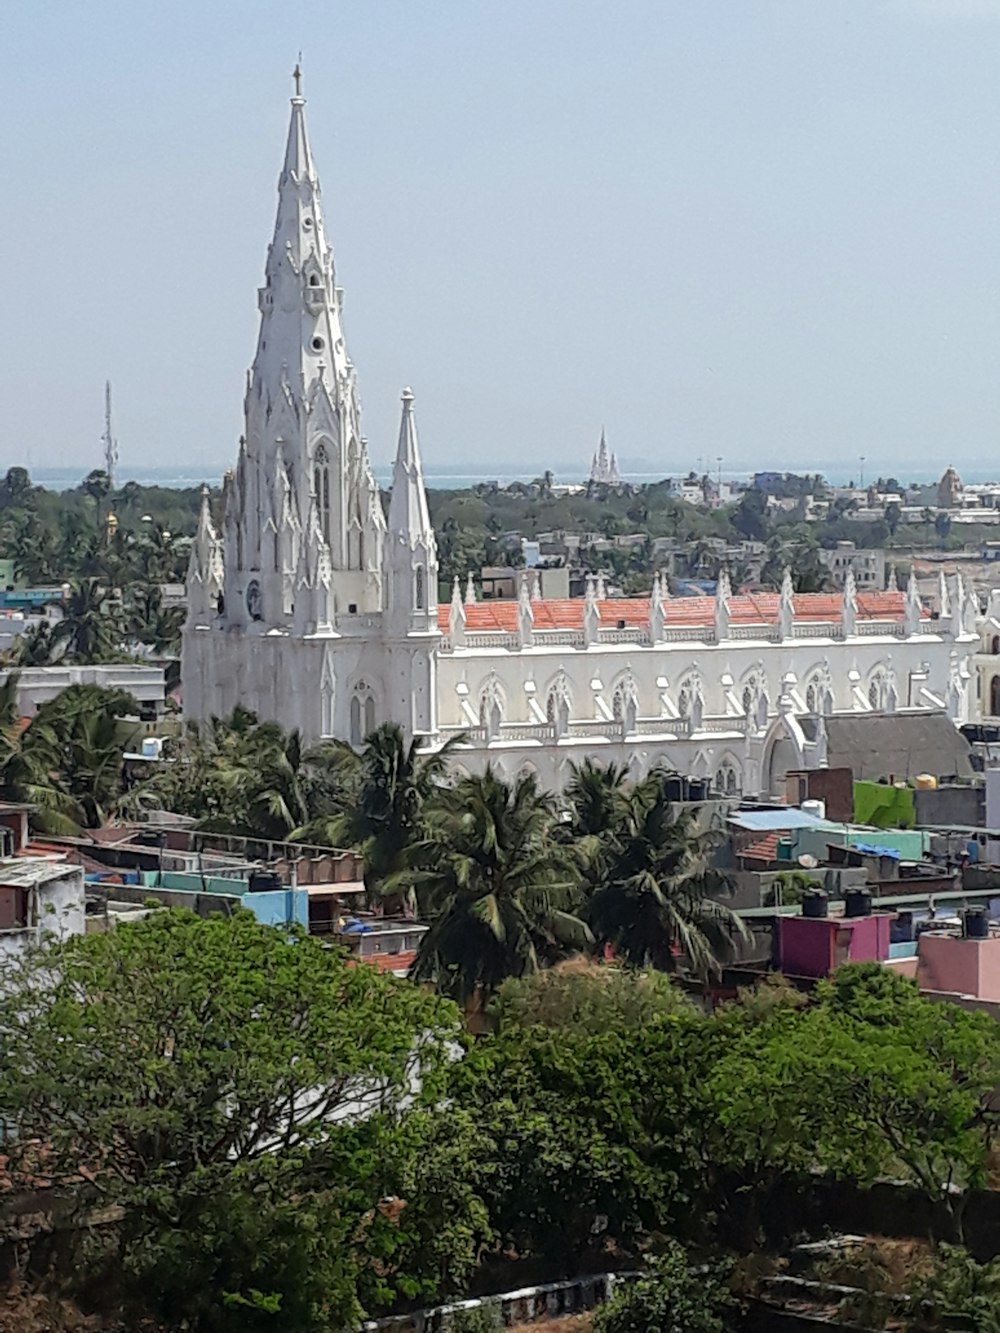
[740,833,783,865]
[439,590,914,634]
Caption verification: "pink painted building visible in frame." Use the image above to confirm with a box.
[777,912,894,979]
[916,931,1000,1003]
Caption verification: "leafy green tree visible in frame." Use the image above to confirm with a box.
[587,787,748,977]
[0,466,32,508]
[491,959,693,1035]
[592,1241,735,1333]
[458,1011,696,1263]
[813,964,1000,1242]
[909,1245,1000,1332]
[732,487,768,540]
[409,767,589,1003]
[0,909,473,1331]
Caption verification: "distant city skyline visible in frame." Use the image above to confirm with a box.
[4,2,1000,474]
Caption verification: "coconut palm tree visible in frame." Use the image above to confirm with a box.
[587,783,748,979]
[55,702,128,828]
[408,767,590,1004]
[12,619,63,667]
[155,712,313,842]
[294,722,463,906]
[125,584,184,654]
[563,759,632,840]
[0,679,135,832]
[53,578,125,661]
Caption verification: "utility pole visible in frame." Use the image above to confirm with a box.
[102,381,118,492]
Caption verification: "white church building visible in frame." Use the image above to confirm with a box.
[182,82,980,798]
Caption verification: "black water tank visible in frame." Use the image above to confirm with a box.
[844,888,873,919]
[802,889,828,919]
[248,871,282,894]
[664,776,685,802]
[964,907,990,940]
[891,912,914,944]
[688,778,709,802]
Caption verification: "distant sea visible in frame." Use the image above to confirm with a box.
[20,462,1000,493]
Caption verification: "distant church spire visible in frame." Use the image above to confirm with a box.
[589,426,623,487]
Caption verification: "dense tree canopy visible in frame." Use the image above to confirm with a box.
[0,909,477,1331]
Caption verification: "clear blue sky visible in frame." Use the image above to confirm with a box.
[4,0,1000,480]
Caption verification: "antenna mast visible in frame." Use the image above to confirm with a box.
[102,381,118,491]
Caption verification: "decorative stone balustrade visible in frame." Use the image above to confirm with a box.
[439,615,919,655]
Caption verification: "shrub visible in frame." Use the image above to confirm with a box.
[447,1306,504,1332]
[909,1245,1000,1332]
[592,1241,734,1333]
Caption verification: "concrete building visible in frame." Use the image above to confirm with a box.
[0,859,85,964]
[2,664,166,720]
[818,542,886,592]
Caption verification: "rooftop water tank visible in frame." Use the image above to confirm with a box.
[914,774,938,790]
[248,871,282,894]
[141,737,163,759]
[844,888,873,919]
[801,798,826,820]
[963,907,990,940]
[802,889,828,919]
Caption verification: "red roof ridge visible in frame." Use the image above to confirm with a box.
[439,588,911,633]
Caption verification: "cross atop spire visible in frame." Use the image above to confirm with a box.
[292,56,303,99]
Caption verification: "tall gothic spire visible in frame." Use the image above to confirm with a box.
[221,74,385,626]
[251,73,347,414]
[387,387,438,630]
[388,387,434,546]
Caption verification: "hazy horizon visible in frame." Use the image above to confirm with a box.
[4,1,1000,477]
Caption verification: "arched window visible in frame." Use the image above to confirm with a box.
[313,442,331,546]
[991,675,1000,718]
[415,564,425,611]
[350,680,376,748]
[992,635,1000,655]
[805,672,831,715]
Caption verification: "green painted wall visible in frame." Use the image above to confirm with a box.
[854,781,916,830]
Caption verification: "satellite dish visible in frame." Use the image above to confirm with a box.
[798,853,819,869]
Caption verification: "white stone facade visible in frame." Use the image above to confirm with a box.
[183,86,980,797]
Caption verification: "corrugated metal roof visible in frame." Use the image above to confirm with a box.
[729,809,830,832]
